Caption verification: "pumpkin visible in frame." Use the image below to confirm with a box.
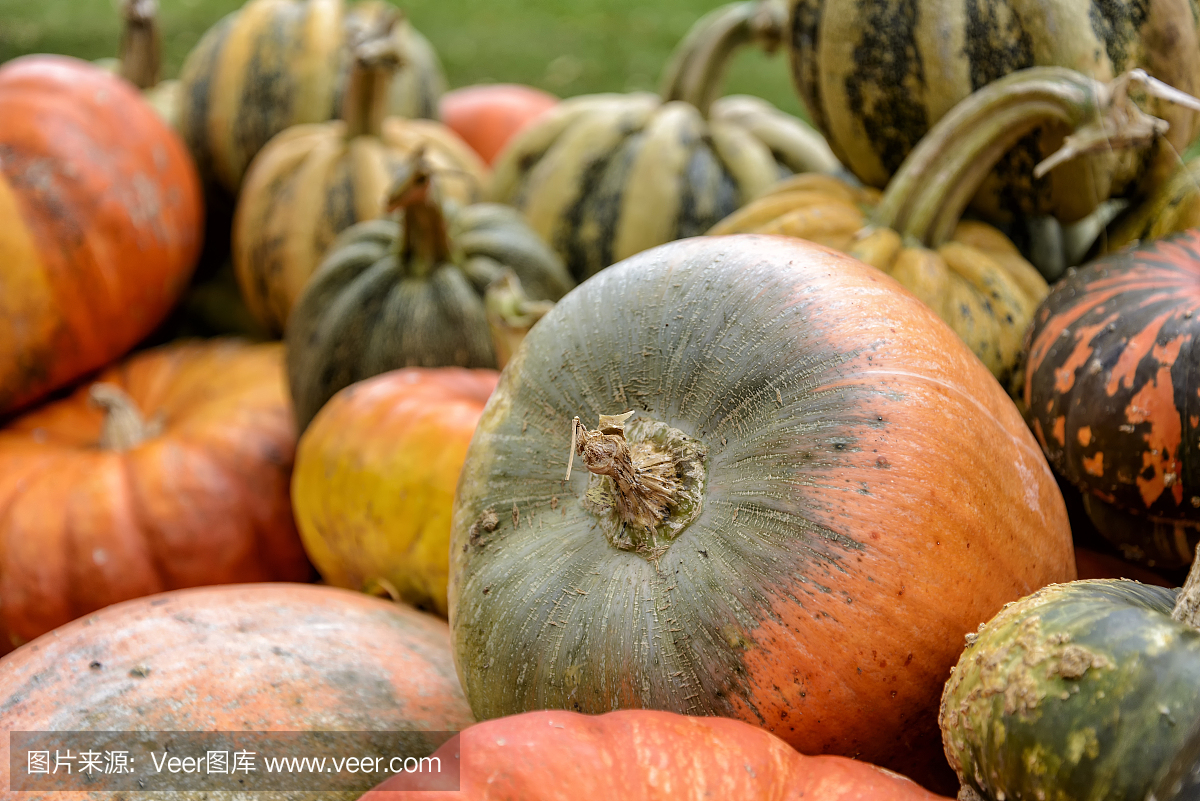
[940,547,1200,801]
[483,270,556,370]
[0,55,203,417]
[448,234,1075,791]
[362,709,952,799]
[293,367,498,616]
[0,339,312,655]
[1023,229,1200,570]
[93,0,180,126]
[787,0,1200,224]
[710,67,1195,393]
[0,583,475,798]
[1106,155,1200,250]
[177,0,447,193]
[439,83,558,166]
[489,0,840,283]
[285,154,572,432]
[231,16,487,336]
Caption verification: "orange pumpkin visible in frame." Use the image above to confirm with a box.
[363,709,951,799]
[438,84,558,166]
[293,368,498,616]
[0,583,475,799]
[0,340,311,654]
[0,55,203,416]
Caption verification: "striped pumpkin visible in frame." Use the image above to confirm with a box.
[177,0,446,193]
[93,0,180,127]
[710,67,1172,391]
[1024,230,1200,570]
[787,0,1200,224]
[490,0,839,283]
[231,25,487,336]
[285,156,573,432]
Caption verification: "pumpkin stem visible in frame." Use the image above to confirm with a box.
[341,8,404,139]
[872,67,1186,248]
[118,0,162,90]
[385,149,453,276]
[568,412,679,533]
[658,0,786,118]
[90,383,163,451]
[484,270,555,369]
[1172,542,1200,628]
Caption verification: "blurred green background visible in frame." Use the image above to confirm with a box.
[0,0,809,118]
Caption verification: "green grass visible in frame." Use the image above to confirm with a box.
[0,0,809,119]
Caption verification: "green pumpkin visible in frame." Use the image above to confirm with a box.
[285,156,574,432]
[787,0,1200,224]
[489,0,840,283]
[941,569,1200,801]
[177,0,446,192]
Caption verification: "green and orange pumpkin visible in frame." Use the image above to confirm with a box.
[0,340,311,654]
[0,55,203,417]
[787,0,1200,224]
[449,233,1074,790]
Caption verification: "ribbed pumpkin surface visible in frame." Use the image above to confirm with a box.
[0,55,202,416]
[0,340,311,654]
[450,234,1074,788]
[788,0,1200,223]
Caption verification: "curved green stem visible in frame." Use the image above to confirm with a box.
[872,67,1170,248]
[658,0,786,117]
[342,8,403,139]
[1173,543,1200,629]
[118,0,162,90]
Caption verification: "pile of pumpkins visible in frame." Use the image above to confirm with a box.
[2,0,1200,798]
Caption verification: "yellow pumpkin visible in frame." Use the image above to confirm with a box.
[292,367,497,615]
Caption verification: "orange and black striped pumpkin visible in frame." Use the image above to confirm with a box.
[177,0,446,193]
[787,0,1200,224]
[0,55,203,417]
[1025,229,1200,569]
[450,234,1074,790]
[490,0,839,283]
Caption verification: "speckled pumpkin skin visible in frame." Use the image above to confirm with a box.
[1024,230,1200,568]
[941,578,1200,801]
[449,235,1074,789]
[1107,157,1200,250]
[0,583,475,801]
[787,0,1200,224]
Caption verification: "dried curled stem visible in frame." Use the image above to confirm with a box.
[1036,69,1200,178]
[566,412,678,532]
